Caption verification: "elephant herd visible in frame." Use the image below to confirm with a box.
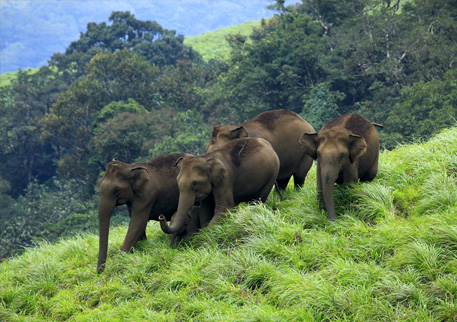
[97,110,382,273]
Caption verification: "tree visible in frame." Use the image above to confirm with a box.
[383,69,457,148]
[0,67,64,196]
[49,11,200,82]
[302,83,344,130]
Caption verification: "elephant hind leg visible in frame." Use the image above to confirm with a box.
[276,177,291,190]
[258,176,277,203]
[293,155,314,188]
[361,154,379,182]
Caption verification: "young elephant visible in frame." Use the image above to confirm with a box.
[166,206,201,246]
[206,110,315,189]
[159,137,280,235]
[97,153,192,273]
[299,114,381,221]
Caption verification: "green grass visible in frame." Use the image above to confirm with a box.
[184,20,263,61]
[2,127,457,321]
[0,68,38,87]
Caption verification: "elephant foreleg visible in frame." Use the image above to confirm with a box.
[120,205,152,252]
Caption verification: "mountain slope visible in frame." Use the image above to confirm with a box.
[1,127,457,321]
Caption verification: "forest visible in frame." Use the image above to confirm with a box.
[1,0,457,259]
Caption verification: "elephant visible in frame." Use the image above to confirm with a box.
[159,137,280,235]
[206,110,315,190]
[299,113,381,221]
[97,153,192,273]
[165,206,202,246]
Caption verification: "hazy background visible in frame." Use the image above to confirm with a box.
[0,0,297,73]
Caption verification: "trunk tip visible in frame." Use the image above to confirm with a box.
[158,214,166,221]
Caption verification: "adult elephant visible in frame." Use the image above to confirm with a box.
[299,114,381,221]
[206,110,315,189]
[97,153,191,273]
[159,137,280,235]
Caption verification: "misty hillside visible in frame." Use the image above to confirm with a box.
[1,127,457,321]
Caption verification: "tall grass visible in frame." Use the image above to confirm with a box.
[1,127,457,321]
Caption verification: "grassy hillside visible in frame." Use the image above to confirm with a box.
[1,127,457,321]
[184,20,262,61]
[0,68,38,87]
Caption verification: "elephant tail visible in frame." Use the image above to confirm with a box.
[371,122,384,128]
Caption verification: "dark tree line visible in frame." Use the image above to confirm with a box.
[1,1,457,258]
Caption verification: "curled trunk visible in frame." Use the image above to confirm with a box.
[159,194,194,234]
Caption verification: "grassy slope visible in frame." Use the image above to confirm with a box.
[184,20,262,61]
[1,127,457,321]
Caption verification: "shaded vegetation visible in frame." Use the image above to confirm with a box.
[1,127,457,320]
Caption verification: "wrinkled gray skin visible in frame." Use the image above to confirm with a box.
[159,138,280,236]
[206,110,315,190]
[97,153,191,273]
[299,114,381,221]
[167,206,201,246]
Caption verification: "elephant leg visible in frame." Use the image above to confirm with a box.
[120,205,152,252]
[199,197,215,227]
[276,177,291,190]
[293,155,314,188]
[138,228,147,241]
[361,154,379,182]
[258,176,277,203]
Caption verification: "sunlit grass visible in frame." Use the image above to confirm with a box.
[1,127,457,321]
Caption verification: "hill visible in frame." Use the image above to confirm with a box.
[1,127,457,321]
[0,20,260,88]
[184,20,262,61]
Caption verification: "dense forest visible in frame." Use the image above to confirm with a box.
[1,0,457,259]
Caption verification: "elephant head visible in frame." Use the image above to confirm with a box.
[159,156,227,235]
[97,159,149,273]
[206,125,249,152]
[299,129,367,220]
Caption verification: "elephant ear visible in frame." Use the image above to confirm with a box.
[299,133,318,159]
[206,158,227,187]
[349,134,367,163]
[131,167,150,194]
[174,157,186,169]
[229,126,249,140]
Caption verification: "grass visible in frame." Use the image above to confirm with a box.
[184,20,263,62]
[1,127,457,321]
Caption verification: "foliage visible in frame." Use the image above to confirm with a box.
[383,69,457,148]
[1,127,457,320]
[0,67,65,196]
[302,82,345,130]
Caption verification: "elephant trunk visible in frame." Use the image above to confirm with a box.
[97,196,115,273]
[321,168,338,221]
[159,194,194,234]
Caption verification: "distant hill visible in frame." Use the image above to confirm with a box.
[184,20,262,61]
[0,20,261,87]
[2,127,457,321]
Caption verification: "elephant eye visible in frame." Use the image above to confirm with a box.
[191,180,198,188]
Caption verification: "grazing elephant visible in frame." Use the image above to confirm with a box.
[97,153,191,273]
[159,137,280,235]
[206,110,315,189]
[299,114,381,221]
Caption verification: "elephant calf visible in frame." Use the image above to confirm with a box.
[206,110,315,189]
[159,137,280,235]
[299,113,381,221]
[97,153,191,273]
